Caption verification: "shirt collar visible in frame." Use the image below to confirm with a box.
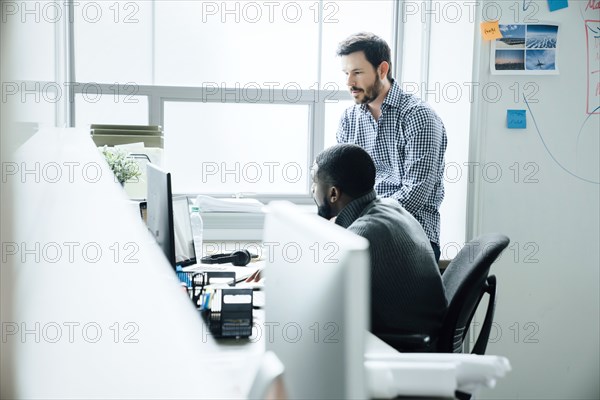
[335,190,377,229]
[383,79,402,108]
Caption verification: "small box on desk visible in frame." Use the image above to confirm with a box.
[177,270,254,339]
[202,287,253,338]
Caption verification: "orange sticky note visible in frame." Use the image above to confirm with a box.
[481,21,503,40]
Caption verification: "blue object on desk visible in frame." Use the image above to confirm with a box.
[175,265,192,287]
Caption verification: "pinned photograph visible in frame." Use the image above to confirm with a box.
[525,49,556,71]
[526,25,558,49]
[496,25,526,49]
[491,24,559,75]
[495,50,525,70]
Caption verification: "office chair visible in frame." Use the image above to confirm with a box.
[436,235,509,400]
[437,233,509,355]
[377,234,509,400]
[379,233,509,356]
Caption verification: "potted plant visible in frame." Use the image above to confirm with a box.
[99,145,141,185]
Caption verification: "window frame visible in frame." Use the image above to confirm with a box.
[62,0,407,204]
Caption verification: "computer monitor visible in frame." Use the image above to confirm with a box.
[146,163,197,269]
[263,201,370,399]
[172,196,196,267]
[146,163,175,268]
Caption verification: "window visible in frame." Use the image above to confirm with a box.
[74,1,153,84]
[2,0,58,131]
[75,94,148,126]
[70,0,394,199]
[153,1,319,88]
[163,101,310,194]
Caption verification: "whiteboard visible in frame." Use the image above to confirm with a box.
[469,1,599,399]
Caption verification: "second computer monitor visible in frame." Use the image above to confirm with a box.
[146,163,175,268]
[263,201,370,399]
[146,163,196,269]
[172,196,196,267]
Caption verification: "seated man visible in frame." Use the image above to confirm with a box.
[311,143,447,349]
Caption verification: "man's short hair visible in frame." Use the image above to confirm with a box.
[337,32,393,81]
[315,144,376,198]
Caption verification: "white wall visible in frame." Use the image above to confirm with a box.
[470,1,599,399]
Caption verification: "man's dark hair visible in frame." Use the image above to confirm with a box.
[315,144,376,198]
[336,32,393,81]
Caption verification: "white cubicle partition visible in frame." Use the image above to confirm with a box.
[263,201,370,400]
[0,128,262,399]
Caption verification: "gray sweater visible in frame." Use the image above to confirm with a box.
[335,190,447,339]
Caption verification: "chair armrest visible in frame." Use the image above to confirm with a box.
[472,275,497,355]
[376,333,433,352]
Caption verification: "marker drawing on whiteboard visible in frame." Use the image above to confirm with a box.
[522,0,535,11]
[524,95,599,185]
[577,104,600,149]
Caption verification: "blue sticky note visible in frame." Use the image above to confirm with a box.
[548,0,568,12]
[507,110,527,129]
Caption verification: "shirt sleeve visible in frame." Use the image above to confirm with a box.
[336,109,350,144]
[390,105,445,214]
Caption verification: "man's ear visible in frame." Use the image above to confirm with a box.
[378,61,389,80]
[329,186,341,203]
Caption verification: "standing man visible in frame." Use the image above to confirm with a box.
[336,32,447,262]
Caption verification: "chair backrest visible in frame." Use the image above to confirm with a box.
[437,233,509,354]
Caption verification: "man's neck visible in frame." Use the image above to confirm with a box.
[367,80,392,121]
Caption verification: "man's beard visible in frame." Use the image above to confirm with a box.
[352,76,383,104]
[316,197,333,220]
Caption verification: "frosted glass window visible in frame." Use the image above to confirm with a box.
[75,94,148,126]
[320,1,394,89]
[154,1,319,88]
[74,0,153,84]
[164,102,310,194]
[324,100,354,149]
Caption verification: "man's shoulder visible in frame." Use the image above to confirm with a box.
[389,82,437,118]
[348,198,434,262]
[349,197,424,237]
[398,92,439,120]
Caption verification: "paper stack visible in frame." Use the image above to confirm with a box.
[194,195,266,213]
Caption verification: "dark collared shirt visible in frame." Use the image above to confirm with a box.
[337,80,447,245]
[336,190,447,339]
